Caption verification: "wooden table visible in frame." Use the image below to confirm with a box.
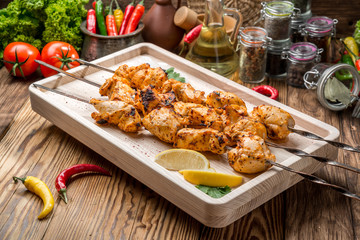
[0,55,359,239]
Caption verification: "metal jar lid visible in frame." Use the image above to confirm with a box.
[304,16,338,36]
[239,26,272,47]
[303,63,360,111]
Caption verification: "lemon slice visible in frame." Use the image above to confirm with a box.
[155,149,210,171]
[179,170,243,187]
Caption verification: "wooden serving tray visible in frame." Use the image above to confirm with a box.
[29,43,339,228]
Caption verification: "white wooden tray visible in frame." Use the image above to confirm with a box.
[29,43,339,228]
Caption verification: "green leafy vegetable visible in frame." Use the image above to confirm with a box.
[166,67,186,83]
[196,185,231,198]
[0,0,88,67]
[354,20,360,46]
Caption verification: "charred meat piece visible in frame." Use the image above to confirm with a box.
[131,67,168,91]
[137,87,176,115]
[142,107,184,143]
[174,128,229,154]
[90,99,142,133]
[228,133,275,174]
[250,105,295,140]
[206,90,246,109]
[223,116,267,145]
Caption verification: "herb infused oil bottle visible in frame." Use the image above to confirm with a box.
[185,0,240,80]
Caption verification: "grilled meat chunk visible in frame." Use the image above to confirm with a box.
[206,90,246,109]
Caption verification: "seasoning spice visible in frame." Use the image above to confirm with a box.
[283,42,321,88]
[261,1,298,42]
[290,12,312,43]
[304,16,337,63]
[238,27,270,83]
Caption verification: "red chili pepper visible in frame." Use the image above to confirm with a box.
[355,59,360,71]
[92,0,96,9]
[179,24,202,56]
[184,24,202,44]
[55,164,111,203]
[106,0,118,36]
[87,9,97,34]
[124,0,145,34]
[252,85,279,100]
[118,0,135,35]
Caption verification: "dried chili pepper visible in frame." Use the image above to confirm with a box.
[114,0,124,33]
[95,0,107,35]
[87,9,97,34]
[106,0,118,36]
[55,164,111,203]
[13,176,54,219]
[124,0,145,34]
[118,0,135,35]
[252,85,279,100]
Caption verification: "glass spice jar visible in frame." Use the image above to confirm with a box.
[302,16,338,63]
[303,63,360,111]
[266,40,291,79]
[238,27,272,83]
[282,42,322,88]
[260,1,300,42]
[290,11,312,43]
[290,0,312,15]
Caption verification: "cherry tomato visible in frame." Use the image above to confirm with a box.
[40,41,80,78]
[3,42,40,78]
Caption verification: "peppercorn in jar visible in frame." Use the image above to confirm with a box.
[238,27,272,83]
[282,42,322,88]
[259,1,300,42]
[266,40,291,79]
[302,16,338,63]
[290,11,312,43]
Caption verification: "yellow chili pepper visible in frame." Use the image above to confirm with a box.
[13,176,54,219]
[114,0,124,33]
[344,36,359,65]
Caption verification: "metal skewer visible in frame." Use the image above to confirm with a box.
[33,84,90,104]
[35,60,101,88]
[267,160,360,201]
[289,127,360,153]
[266,141,360,174]
[75,58,115,74]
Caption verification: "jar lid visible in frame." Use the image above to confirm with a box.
[264,1,294,16]
[291,11,312,26]
[239,27,268,45]
[289,42,318,61]
[305,16,335,34]
[268,39,291,52]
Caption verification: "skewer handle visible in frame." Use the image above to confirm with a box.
[266,142,360,174]
[35,60,101,88]
[289,127,360,153]
[267,160,360,201]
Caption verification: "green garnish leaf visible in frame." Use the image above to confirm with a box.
[166,67,186,83]
[196,185,231,198]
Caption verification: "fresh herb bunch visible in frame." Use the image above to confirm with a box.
[196,185,231,198]
[166,67,186,83]
[0,0,88,64]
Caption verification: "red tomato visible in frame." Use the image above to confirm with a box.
[3,42,40,78]
[40,41,80,78]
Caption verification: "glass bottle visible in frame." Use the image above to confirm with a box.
[238,27,271,83]
[185,0,240,80]
[266,39,291,79]
[282,42,322,88]
[259,1,300,42]
[302,16,338,63]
